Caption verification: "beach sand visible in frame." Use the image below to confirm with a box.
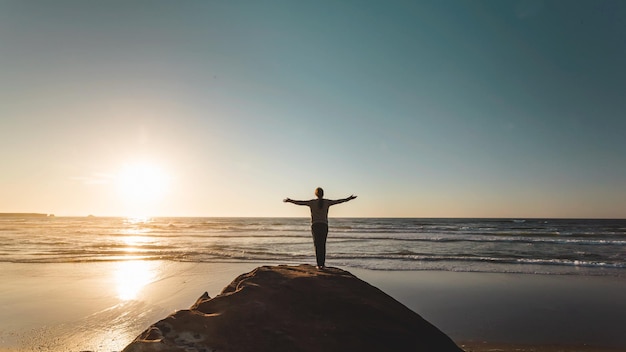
[1,261,625,351]
[0,261,263,352]
[351,268,626,352]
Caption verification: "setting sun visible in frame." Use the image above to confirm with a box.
[116,162,171,215]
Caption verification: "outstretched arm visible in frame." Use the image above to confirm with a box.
[329,195,357,206]
[283,198,309,206]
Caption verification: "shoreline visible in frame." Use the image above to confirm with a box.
[1,261,625,351]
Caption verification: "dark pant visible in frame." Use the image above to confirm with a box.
[311,222,328,267]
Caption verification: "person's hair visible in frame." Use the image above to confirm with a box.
[315,187,324,209]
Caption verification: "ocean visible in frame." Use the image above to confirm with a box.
[2,216,624,277]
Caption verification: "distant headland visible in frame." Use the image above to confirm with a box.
[0,213,54,218]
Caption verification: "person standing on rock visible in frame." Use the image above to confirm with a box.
[284,187,357,269]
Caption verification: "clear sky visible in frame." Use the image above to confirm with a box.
[1,1,625,218]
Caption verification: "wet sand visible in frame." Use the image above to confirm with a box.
[351,268,626,351]
[1,262,625,351]
[0,261,263,351]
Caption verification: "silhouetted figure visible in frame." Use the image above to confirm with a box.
[284,187,357,269]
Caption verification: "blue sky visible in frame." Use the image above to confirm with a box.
[1,1,625,217]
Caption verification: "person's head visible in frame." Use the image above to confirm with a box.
[315,187,324,209]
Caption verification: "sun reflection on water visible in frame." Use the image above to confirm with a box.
[122,235,153,250]
[125,216,153,225]
[114,260,158,301]
[120,217,157,254]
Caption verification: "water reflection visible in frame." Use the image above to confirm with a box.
[125,216,153,225]
[122,235,153,249]
[114,260,157,301]
[122,216,152,236]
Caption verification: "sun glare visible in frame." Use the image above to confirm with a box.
[114,260,157,301]
[116,162,170,215]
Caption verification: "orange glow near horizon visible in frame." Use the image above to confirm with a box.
[116,162,171,217]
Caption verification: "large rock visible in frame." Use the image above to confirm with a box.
[123,264,463,352]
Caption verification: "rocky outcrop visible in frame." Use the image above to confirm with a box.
[123,264,463,352]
